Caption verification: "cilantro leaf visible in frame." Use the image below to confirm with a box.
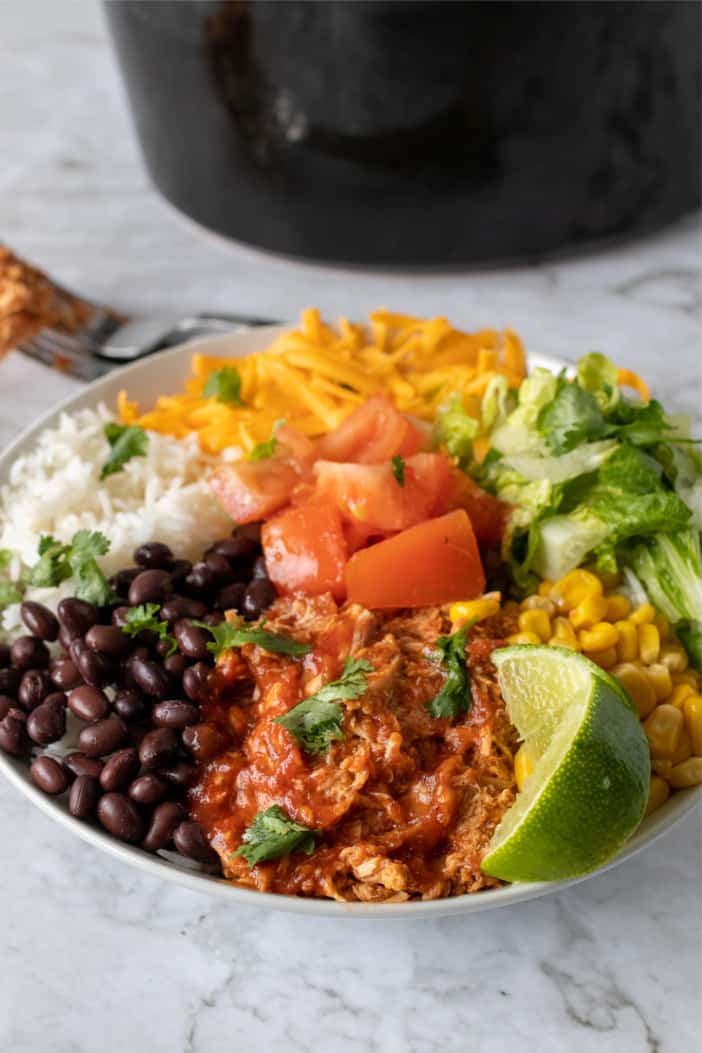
[0,582,23,607]
[24,534,72,588]
[203,367,245,405]
[426,623,474,720]
[235,805,320,866]
[122,602,177,656]
[67,530,115,606]
[192,618,311,659]
[606,398,670,447]
[391,455,406,486]
[100,423,148,479]
[248,419,285,461]
[538,382,610,454]
[274,656,372,754]
[0,550,12,570]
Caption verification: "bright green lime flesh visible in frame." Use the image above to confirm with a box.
[481,645,650,883]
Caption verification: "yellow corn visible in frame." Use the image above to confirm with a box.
[612,663,657,719]
[671,670,697,689]
[630,603,656,626]
[638,623,660,665]
[585,646,618,670]
[450,592,501,625]
[518,608,552,641]
[670,728,693,766]
[569,594,609,630]
[538,579,555,597]
[652,758,673,778]
[615,621,638,662]
[507,631,542,646]
[660,645,689,674]
[668,757,702,788]
[682,695,702,755]
[579,623,619,653]
[520,595,556,615]
[550,616,579,649]
[645,775,671,816]
[644,704,684,758]
[653,613,670,642]
[669,683,695,710]
[514,743,534,791]
[605,594,631,621]
[644,663,673,702]
[553,569,603,611]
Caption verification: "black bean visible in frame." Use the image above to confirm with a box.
[131,655,170,699]
[58,625,75,651]
[109,567,140,599]
[184,562,217,596]
[128,773,166,806]
[78,716,128,758]
[242,578,276,620]
[84,624,131,658]
[229,528,261,556]
[173,619,210,661]
[173,821,218,864]
[170,559,192,586]
[151,700,199,730]
[202,612,224,627]
[69,774,101,818]
[30,755,68,795]
[126,724,148,749]
[20,601,59,642]
[17,669,52,710]
[26,694,66,745]
[181,722,227,762]
[68,685,110,723]
[112,688,145,722]
[204,552,236,585]
[210,538,248,561]
[69,637,87,664]
[161,761,198,788]
[97,793,144,843]
[159,596,207,626]
[57,597,99,639]
[215,583,246,612]
[76,648,113,689]
[182,663,210,703]
[64,752,104,779]
[134,541,173,569]
[142,801,186,852]
[163,654,189,680]
[0,707,29,755]
[122,647,150,689]
[251,555,268,579]
[128,569,173,607]
[0,643,10,668]
[138,727,179,770]
[100,747,140,792]
[49,656,82,692]
[111,606,131,630]
[0,695,13,721]
[10,635,49,672]
[155,637,174,659]
[0,667,20,697]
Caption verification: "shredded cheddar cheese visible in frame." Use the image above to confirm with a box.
[118,309,528,454]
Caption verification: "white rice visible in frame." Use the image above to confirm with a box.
[0,405,233,635]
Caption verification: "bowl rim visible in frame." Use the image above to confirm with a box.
[1,325,699,918]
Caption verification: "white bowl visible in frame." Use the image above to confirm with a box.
[1,326,698,917]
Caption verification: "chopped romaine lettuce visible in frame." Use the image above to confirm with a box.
[481,375,515,434]
[576,352,620,412]
[433,394,478,467]
[489,368,557,456]
[501,439,617,485]
[532,512,610,582]
[626,529,702,625]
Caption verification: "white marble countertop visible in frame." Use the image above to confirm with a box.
[1,3,701,1051]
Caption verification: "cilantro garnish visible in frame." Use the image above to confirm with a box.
[0,550,12,570]
[122,603,177,656]
[235,805,320,866]
[426,622,474,720]
[24,530,115,605]
[203,367,245,406]
[274,656,373,754]
[248,419,286,461]
[192,618,311,660]
[100,422,149,479]
[0,582,22,607]
[391,455,406,486]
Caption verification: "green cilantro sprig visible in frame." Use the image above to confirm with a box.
[426,622,475,720]
[192,618,311,660]
[391,455,406,486]
[274,656,373,754]
[24,530,115,606]
[0,582,22,607]
[235,806,320,866]
[122,603,177,655]
[248,419,286,461]
[100,422,149,479]
[204,367,245,406]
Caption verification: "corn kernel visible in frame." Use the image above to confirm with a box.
[630,603,655,626]
[514,743,534,792]
[553,569,603,611]
[450,593,501,625]
[615,621,638,662]
[520,595,556,615]
[653,613,670,642]
[569,594,609,630]
[548,636,578,651]
[538,579,554,597]
[644,704,684,758]
[579,623,619,653]
[507,631,542,646]
[518,608,552,641]
[585,647,618,670]
[669,683,695,709]
[605,594,631,621]
[651,758,673,777]
[660,645,689,674]
[682,695,702,755]
[612,663,657,719]
[638,623,660,665]
[645,775,670,816]
[644,663,673,702]
[670,728,693,766]
[668,757,702,789]
[671,671,697,689]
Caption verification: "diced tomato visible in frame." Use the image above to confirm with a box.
[442,468,506,547]
[314,452,450,533]
[276,424,317,476]
[210,459,299,524]
[316,395,424,464]
[343,519,384,555]
[262,497,347,600]
[345,509,485,609]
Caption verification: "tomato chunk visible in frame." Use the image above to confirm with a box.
[345,509,485,608]
[316,395,424,464]
[315,452,450,533]
[443,468,506,547]
[210,459,298,524]
[262,497,347,600]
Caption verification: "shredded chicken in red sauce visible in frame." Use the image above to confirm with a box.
[190,595,518,902]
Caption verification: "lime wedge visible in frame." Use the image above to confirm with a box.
[481,645,650,882]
